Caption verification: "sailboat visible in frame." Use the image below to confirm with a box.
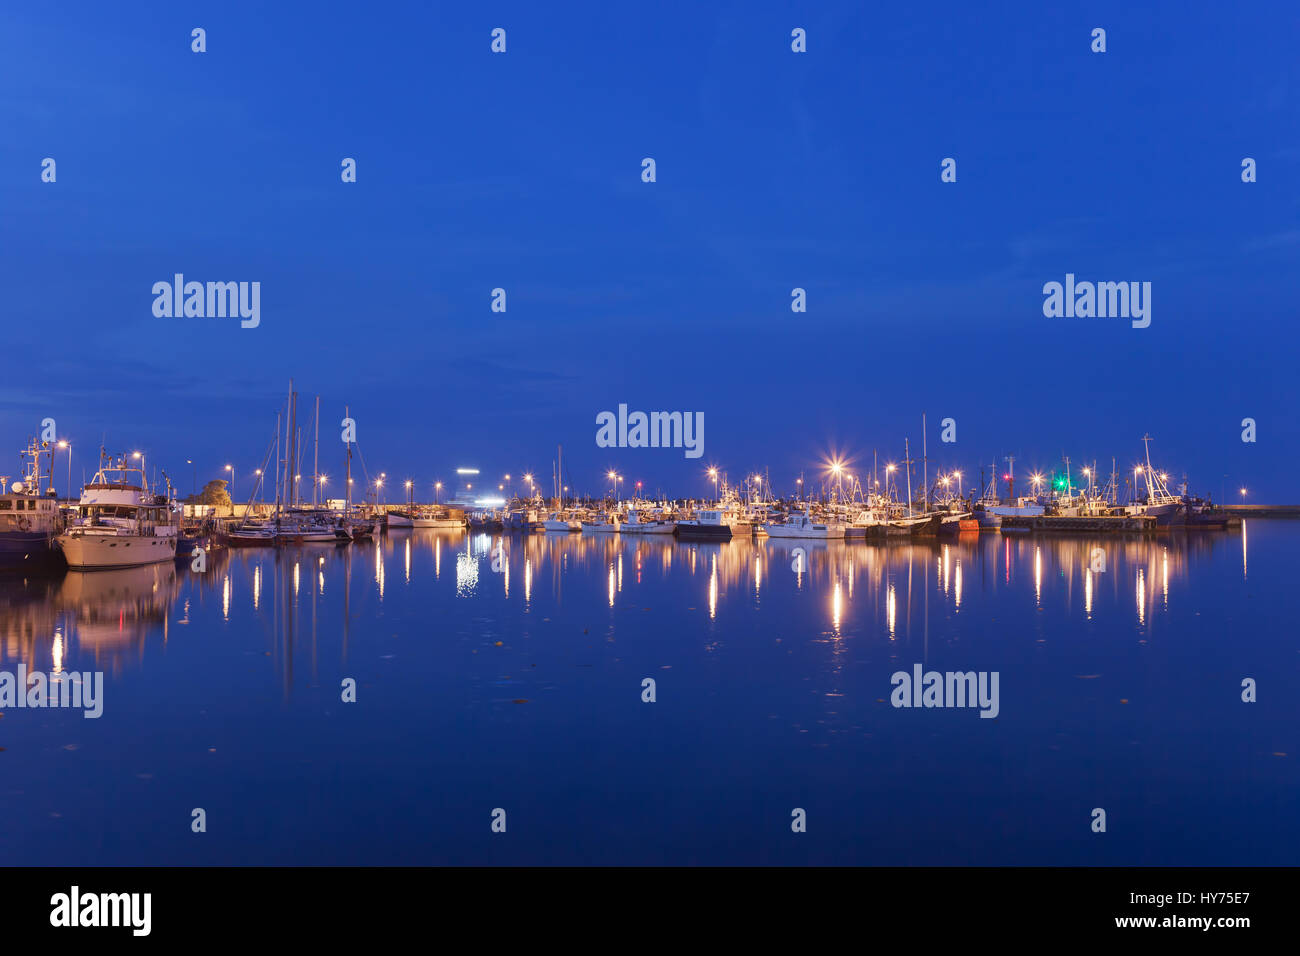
[885,433,942,535]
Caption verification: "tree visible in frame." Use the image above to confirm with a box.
[185,479,232,507]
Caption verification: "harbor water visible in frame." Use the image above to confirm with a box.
[1,523,1296,865]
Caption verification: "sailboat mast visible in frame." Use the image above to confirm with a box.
[904,438,914,512]
[921,413,928,510]
[313,395,320,508]
[344,404,352,511]
[274,411,282,513]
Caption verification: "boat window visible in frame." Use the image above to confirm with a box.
[0,501,9,511]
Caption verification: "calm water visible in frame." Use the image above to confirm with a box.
[1,523,1296,865]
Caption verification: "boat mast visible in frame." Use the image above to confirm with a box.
[1141,434,1157,500]
[904,438,914,514]
[313,395,320,508]
[344,404,352,513]
[921,413,928,511]
[273,411,282,517]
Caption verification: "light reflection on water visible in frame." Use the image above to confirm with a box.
[1,521,1295,866]
[0,526,1251,682]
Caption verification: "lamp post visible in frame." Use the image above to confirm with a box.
[254,468,263,504]
[707,467,718,503]
[435,481,442,505]
[57,440,71,500]
[225,463,234,502]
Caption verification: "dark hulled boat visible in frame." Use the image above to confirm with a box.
[0,439,66,574]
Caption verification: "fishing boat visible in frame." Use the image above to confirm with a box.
[621,509,676,535]
[542,509,583,532]
[0,439,65,572]
[581,513,622,533]
[387,510,414,528]
[411,508,465,529]
[674,510,731,541]
[56,452,180,570]
[1123,435,1187,527]
[762,511,846,539]
[936,514,979,535]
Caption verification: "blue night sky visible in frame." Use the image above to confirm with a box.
[2,1,1296,501]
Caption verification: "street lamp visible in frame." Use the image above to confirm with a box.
[434,481,442,504]
[952,469,962,498]
[225,463,234,502]
[57,440,71,500]
[1240,487,1247,504]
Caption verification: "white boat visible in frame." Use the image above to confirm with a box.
[983,500,1046,518]
[621,509,676,535]
[581,514,621,533]
[386,510,414,528]
[413,515,465,529]
[542,509,583,532]
[57,453,179,569]
[762,512,846,539]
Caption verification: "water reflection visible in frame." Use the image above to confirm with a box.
[0,526,1256,698]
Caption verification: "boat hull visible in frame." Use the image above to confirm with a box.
[57,532,178,570]
[764,524,846,539]
[675,524,731,541]
[0,532,64,572]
